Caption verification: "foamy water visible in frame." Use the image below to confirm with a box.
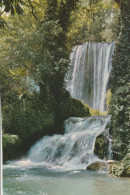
[4,116,111,172]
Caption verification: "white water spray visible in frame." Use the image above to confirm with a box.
[6,116,111,171]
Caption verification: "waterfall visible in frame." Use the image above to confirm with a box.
[8,116,111,171]
[67,42,115,111]
[107,134,113,160]
[5,42,114,172]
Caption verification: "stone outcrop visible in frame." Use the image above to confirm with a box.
[87,161,115,172]
[86,154,130,178]
[94,132,109,159]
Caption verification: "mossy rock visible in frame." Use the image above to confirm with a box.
[94,133,109,159]
[87,161,115,172]
[88,107,107,116]
[3,134,22,162]
[60,97,90,120]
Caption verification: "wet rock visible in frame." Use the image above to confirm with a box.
[86,154,130,178]
[86,161,116,172]
[94,133,109,159]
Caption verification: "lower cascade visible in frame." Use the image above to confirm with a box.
[67,42,115,111]
[8,116,111,171]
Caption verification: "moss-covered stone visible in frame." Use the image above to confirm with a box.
[86,159,130,178]
[94,134,109,159]
[2,134,22,162]
[60,97,90,120]
[87,161,115,172]
[88,107,107,116]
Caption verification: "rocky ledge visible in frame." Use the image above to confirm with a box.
[86,160,115,172]
[86,155,130,178]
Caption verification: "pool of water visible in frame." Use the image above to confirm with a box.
[3,166,130,195]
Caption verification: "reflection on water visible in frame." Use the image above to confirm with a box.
[3,167,130,195]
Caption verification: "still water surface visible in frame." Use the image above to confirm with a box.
[3,166,130,195]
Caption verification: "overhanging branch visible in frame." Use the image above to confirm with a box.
[27,0,40,22]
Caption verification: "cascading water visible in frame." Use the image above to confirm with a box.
[67,42,115,111]
[4,42,114,172]
[7,116,111,171]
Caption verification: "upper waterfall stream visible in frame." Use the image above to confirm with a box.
[67,42,115,111]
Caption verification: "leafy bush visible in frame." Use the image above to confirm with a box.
[2,93,55,141]
[111,153,130,177]
[2,134,21,161]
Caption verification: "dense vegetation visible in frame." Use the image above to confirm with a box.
[1,0,90,160]
[67,0,120,47]
[1,0,129,172]
[109,0,130,160]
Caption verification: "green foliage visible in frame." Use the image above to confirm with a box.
[2,134,20,148]
[1,0,128,164]
[45,0,79,31]
[2,133,21,161]
[0,0,23,27]
[2,88,56,160]
[67,0,120,47]
[106,89,112,111]
[1,0,85,161]
[109,0,130,160]
[110,86,129,159]
[111,153,130,177]
[2,93,55,141]
[0,0,23,14]
[0,16,69,101]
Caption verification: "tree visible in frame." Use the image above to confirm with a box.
[0,0,23,27]
[67,0,120,46]
[110,0,130,160]
[1,0,82,159]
